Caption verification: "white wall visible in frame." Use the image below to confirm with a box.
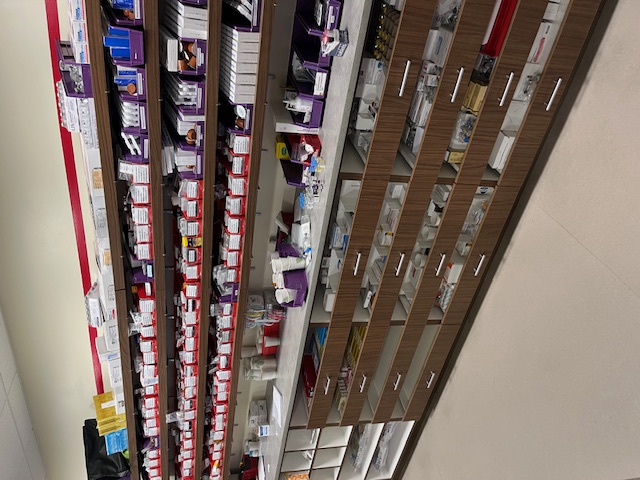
[0,309,47,480]
[0,1,98,479]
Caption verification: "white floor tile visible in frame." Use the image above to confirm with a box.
[528,1,640,298]
[0,405,26,479]
[407,204,640,480]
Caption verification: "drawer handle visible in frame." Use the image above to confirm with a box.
[324,376,331,395]
[363,290,373,309]
[499,72,514,106]
[473,254,486,277]
[435,253,447,276]
[353,252,362,276]
[393,372,402,391]
[398,60,411,97]
[450,67,464,102]
[544,77,562,111]
[426,371,436,389]
[395,253,406,277]
[359,374,368,393]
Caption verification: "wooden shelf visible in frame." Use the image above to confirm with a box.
[222,0,276,477]
[141,2,171,476]
[193,1,222,478]
[84,1,138,477]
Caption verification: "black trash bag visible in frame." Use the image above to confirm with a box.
[83,419,130,480]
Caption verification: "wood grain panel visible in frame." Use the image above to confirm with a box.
[115,289,139,478]
[456,0,550,186]
[306,324,352,429]
[444,186,520,322]
[334,0,496,426]
[85,0,125,290]
[193,2,221,478]
[373,323,424,423]
[500,0,605,187]
[142,1,170,476]
[223,0,275,476]
[85,1,137,477]
[403,324,460,421]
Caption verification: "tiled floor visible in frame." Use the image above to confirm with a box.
[404,1,640,479]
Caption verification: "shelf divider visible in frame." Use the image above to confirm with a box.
[222,0,276,478]
[142,1,170,477]
[194,1,222,478]
[85,0,138,477]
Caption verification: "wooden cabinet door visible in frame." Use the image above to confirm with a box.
[455,0,550,186]
[307,1,442,428]
[443,185,520,323]
[365,182,475,422]
[403,324,460,421]
[338,0,498,426]
[499,0,605,187]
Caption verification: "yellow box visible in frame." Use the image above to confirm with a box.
[446,150,465,164]
[275,134,290,160]
[462,82,487,114]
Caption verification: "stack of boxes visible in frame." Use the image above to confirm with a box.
[335,325,366,414]
[58,0,131,452]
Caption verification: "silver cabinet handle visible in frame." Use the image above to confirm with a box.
[395,253,406,277]
[545,78,562,111]
[473,254,486,277]
[499,72,514,106]
[363,290,373,309]
[426,371,436,389]
[435,253,447,276]
[398,60,411,97]
[359,374,368,393]
[393,372,402,391]
[324,376,331,395]
[450,67,464,102]
[353,252,362,276]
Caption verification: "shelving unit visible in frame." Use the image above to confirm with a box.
[61,0,606,478]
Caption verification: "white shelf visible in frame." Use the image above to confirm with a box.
[345,137,413,180]
[260,1,376,478]
[359,398,374,423]
[286,428,320,452]
[400,325,439,410]
[310,285,331,324]
[313,447,347,469]
[290,381,309,428]
[318,426,353,449]
[391,298,407,322]
[269,100,321,135]
[282,451,313,473]
[367,326,403,412]
[338,423,385,480]
[311,468,340,480]
[365,422,415,480]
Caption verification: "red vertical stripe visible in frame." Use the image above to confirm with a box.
[44,0,104,394]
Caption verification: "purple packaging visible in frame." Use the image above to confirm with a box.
[162,71,206,115]
[292,15,331,69]
[223,0,262,31]
[295,0,343,34]
[103,12,145,66]
[118,94,148,134]
[219,94,254,134]
[56,40,93,98]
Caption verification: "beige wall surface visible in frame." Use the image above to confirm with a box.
[0,1,98,479]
